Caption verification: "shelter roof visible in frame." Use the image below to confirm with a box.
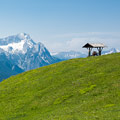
[83,43,106,48]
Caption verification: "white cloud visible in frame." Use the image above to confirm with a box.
[45,32,120,53]
[53,32,120,38]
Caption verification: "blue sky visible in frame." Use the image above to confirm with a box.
[0,0,120,52]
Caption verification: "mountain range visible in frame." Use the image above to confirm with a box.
[51,51,87,60]
[0,33,60,81]
[51,48,120,60]
[102,48,120,55]
[0,33,119,81]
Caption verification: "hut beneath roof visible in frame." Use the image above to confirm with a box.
[83,43,106,57]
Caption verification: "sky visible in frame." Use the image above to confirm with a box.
[0,0,120,53]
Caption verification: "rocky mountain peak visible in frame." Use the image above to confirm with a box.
[17,33,30,39]
[0,33,60,71]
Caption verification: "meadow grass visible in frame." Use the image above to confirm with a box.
[0,53,120,120]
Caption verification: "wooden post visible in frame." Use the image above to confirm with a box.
[88,47,92,57]
[99,47,101,56]
[97,47,103,56]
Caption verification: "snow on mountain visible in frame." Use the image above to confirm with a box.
[102,48,120,55]
[0,33,35,54]
[52,51,87,60]
[0,33,60,71]
[50,52,58,56]
[52,48,120,60]
[0,40,25,53]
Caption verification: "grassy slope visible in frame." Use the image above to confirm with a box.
[0,53,120,120]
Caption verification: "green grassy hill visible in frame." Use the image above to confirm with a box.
[0,53,120,120]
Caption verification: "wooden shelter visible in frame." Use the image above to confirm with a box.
[83,43,106,57]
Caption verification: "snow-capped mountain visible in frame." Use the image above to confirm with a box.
[52,51,87,60]
[52,48,120,60]
[0,33,60,71]
[102,48,120,55]
[0,33,37,54]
